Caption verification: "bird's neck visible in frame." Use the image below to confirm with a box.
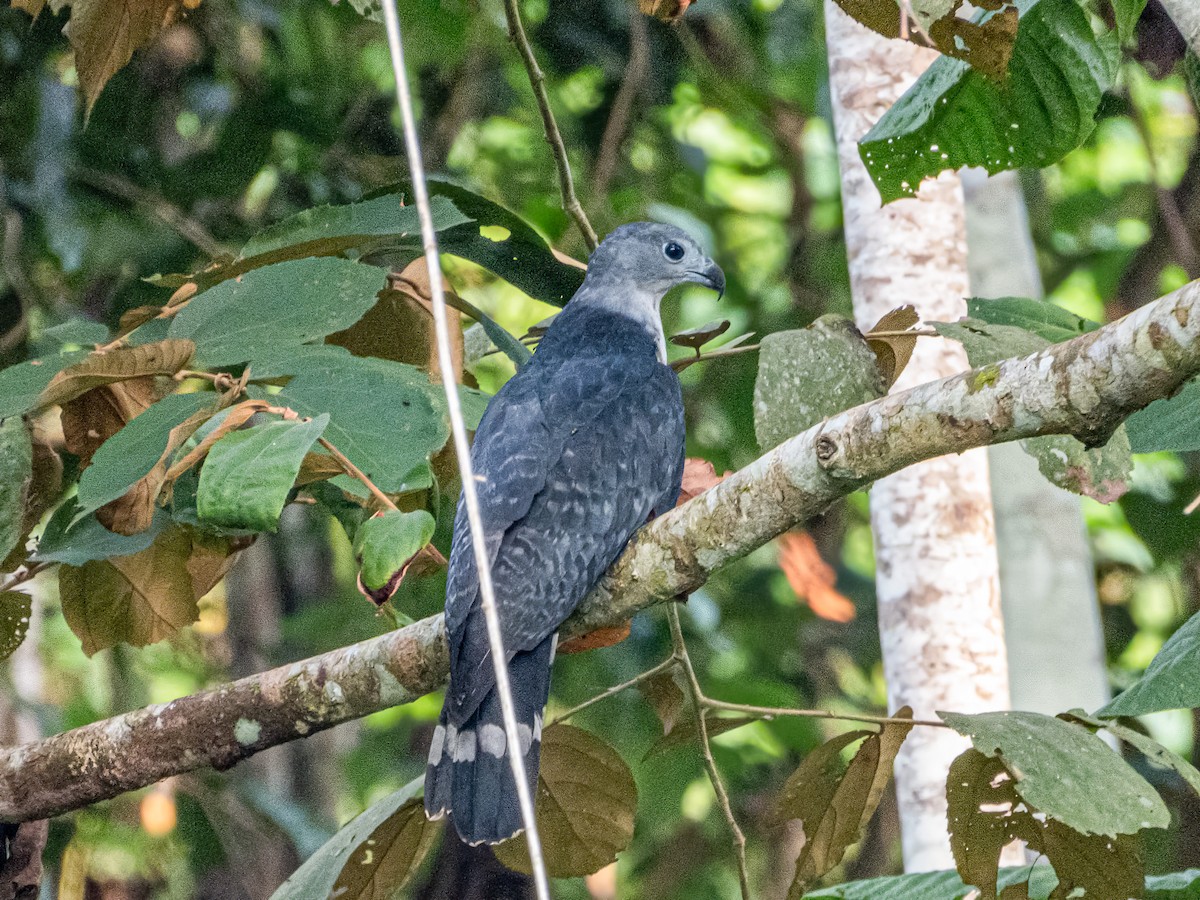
[568,280,667,363]
[537,298,667,365]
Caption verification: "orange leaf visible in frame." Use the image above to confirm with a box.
[778,530,855,623]
[676,457,731,507]
[557,621,631,654]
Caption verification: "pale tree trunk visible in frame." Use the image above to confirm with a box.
[962,169,1112,717]
[824,5,1011,870]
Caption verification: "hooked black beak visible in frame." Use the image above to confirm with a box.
[687,260,726,299]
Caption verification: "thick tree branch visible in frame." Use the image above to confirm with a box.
[2,280,1199,823]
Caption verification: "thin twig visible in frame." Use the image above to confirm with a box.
[594,9,649,198]
[549,656,678,726]
[864,328,937,339]
[378,4,552,896]
[667,605,751,900]
[71,167,230,259]
[669,343,760,372]
[1128,93,1200,275]
[0,562,49,595]
[317,436,399,513]
[501,0,598,251]
[702,698,947,730]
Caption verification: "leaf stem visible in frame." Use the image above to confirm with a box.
[550,656,678,726]
[501,0,598,251]
[0,562,50,594]
[316,437,399,513]
[667,604,752,900]
[701,698,947,730]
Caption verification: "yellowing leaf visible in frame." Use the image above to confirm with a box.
[66,0,190,115]
[495,724,637,878]
[39,339,195,410]
[330,798,439,900]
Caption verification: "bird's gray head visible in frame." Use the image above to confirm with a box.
[584,222,725,300]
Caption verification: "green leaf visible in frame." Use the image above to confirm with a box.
[0,418,33,563]
[424,178,587,307]
[494,723,637,878]
[197,414,330,533]
[448,293,533,368]
[240,193,467,262]
[930,318,1049,365]
[1146,870,1200,898]
[0,591,32,661]
[1112,0,1148,43]
[1125,377,1200,453]
[1098,609,1200,718]
[168,258,387,368]
[860,0,1119,203]
[643,715,757,759]
[34,499,169,566]
[276,355,449,493]
[754,316,885,453]
[459,386,491,431]
[964,297,1098,344]
[58,524,205,656]
[269,777,438,900]
[1064,712,1200,799]
[939,710,1170,836]
[41,319,110,346]
[354,509,436,592]
[75,392,219,521]
[781,712,914,898]
[0,350,88,419]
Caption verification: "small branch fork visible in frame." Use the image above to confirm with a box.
[501,0,599,251]
[552,606,948,900]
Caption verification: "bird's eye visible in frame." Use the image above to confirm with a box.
[663,241,685,262]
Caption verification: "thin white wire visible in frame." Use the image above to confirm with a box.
[377,4,552,897]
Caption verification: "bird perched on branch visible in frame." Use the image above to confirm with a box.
[425,222,725,845]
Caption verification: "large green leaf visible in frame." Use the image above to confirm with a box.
[0,418,33,563]
[804,867,1200,899]
[276,354,449,493]
[1065,712,1200,799]
[1098,609,1200,718]
[754,316,885,452]
[197,415,330,532]
[964,297,1098,343]
[41,318,110,346]
[423,178,587,307]
[168,258,387,368]
[0,350,88,419]
[240,193,467,262]
[1125,377,1200,453]
[860,0,1119,203]
[75,392,219,521]
[269,777,438,900]
[34,500,169,566]
[494,723,638,878]
[939,710,1169,836]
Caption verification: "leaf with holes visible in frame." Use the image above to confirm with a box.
[425,178,587,307]
[947,748,1022,897]
[75,392,220,527]
[276,354,448,494]
[754,316,884,452]
[939,710,1168,836]
[780,711,913,898]
[197,415,329,533]
[168,259,386,368]
[494,723,637,878]
[0,419,33,565]
[0,591,32,661]
[38,340,195,410]
[269,777,437,900]
[1098,609,1200,718]
[861,0,1119,203]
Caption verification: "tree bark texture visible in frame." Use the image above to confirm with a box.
[963,168,1112,718]
[1,274,1198,824]
[824,3,1009,870]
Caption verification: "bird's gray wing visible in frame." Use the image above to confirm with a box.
[444,353,684,722]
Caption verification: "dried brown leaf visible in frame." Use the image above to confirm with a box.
[60,377,158,468]
[643,715,756,760]
[676,457,731,507]
[638,667,686,736]
[558,620,631,654]
[638,0,694,23]
[778,530,855,623]
[330,797,440,900]
[40,339,194,410]
[865,304,920,389]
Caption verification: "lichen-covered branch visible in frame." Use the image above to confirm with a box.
[2,279,1199,823]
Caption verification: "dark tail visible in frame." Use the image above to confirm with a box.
[425,635,555,845]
